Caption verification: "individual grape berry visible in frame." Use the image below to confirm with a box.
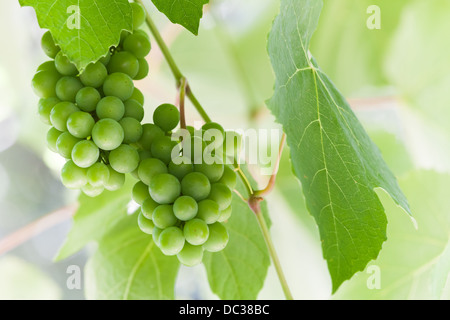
[31,69,61,98]
[38,97,60,125]
[75,87,101,112]
[46,127,62,153]
[109,144,140,173]
[79,61,107,88]
[91,119,124,151]
[153,103,180,132]
[194,162,224,183]
[185,136,207,163]
[36,60,58,73]
[54,51,78,76]
[138,211,155,235]
[141,197,159,219]
[41,30,60,59]
[104,165,125,191]
[81,183,104,197]
[218,204,232,222]
[196,199,220,224]
[55,76,83,102]
[149,173,181,204]
[49,101,79,131]
[218,165,237,190]
[202,122,225,135]
[202,122,225,148]
[203,222,229,252]
[173,196,198,221]
[119,117,143,143]
[56,132,81,159]
[99,52,111,66]
[131,2,146,30]
[124,99,144,121]
[159,226,185,256]
[123,33,151,59]
[181,172,211,201]
[60,160,87,189]
[130,87,144,105]
[96,96,125,121]
[168,157,193,181]
[177,243,203,267]
[183,219,209,246]
[151,136,178,164]
[107,51,139,79]
[208,183,232,211]
[137,123,165,150]
[71,140,100,168]
[134,58,149,80]
[87,162,110,187]
[132,181,150,205]
[152,205,177,229]
[67,111,95,138]
[152,227,163,246]
[103,72,134,101]
[137,158,167,186]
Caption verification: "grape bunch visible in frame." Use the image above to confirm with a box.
[33,3,150,197]
[131,104,237,266]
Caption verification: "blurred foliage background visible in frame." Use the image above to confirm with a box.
[0,0,448,299]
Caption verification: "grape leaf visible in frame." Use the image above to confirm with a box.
[19,0,132,72]
[84,213,179,300]
[267,0,411,292]
[54,178,134,261]
[151,0,208,35]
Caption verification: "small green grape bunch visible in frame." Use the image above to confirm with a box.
[33,3,151,197]
[131,103,238,267]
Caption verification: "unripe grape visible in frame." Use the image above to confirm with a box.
[131,2,146,29]
[208,183,232,211]
[218,204,232,222]
[38,97,60,125]
[137,158,167,186]
[124,99,144,121]
[134,58,149,80]
[141,197,159,219]
[31,69,61,98]
[181,172,211,201]
[109,144,140,173]
[173,196,198,221]
[75,87,101,112]
[54,51,78,76]
[107,51,139,79]
[104,165,125,191]
[132,181,150,205]
[183,219,209,246]
[91,118,124,151]
[218,165,237,189]
[137,123,165,150]
[159,226,185,256]
[49,101,79,131]
[153,103,180,132]
[152,227,163,246]
[119,117,143,143]
[67,111,95,138]
[96,96,125,121]
[41,30,60,59]
[123,33,151,59]
[203,222,229,252]
[194,162,224,183]
[177,243,203,267]
[87,162,110,187]
[196,199,220,224]
[36,60,58,73]
[56,132,81,159]
[60,160,87,189]
[149,173,181,204]
[82,183,104,197]
[80,61,107,88]
[168,157,194,181]
[71,140,100,168]
[152,204,177,229]
[55,76,83,102]
[46,127,63,153]
[151,136,178,164]
[103,72,134,101]
[138,211,155,235]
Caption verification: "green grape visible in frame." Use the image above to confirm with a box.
[87,162,110,187]
[183,219,209,246]
[130,87,144,105]
[99,53,111,66]
[71,140,100,168]
[137,158,167,186]
[141,197,159,219]
[218,165,237,189]
[41,30,60,59]
[96,96,125,121]
[173,196,198,221]
[36,60,57,73]
[60,160,87,189]
[49,101,79,131]
[104,165,125,191]
[67,111,95,138]
[119,117,143,143]
[124,99,144,121]
[56,132,81,159]
[38,97,60,125]
[119,30,131,45]
[75,87,101,112]
[91,119,124,151]
[79,61,107,88]
[134,58,149,80]
[123,33,151,59]
[203,222,229,252]
[31,69,61,98]
[185,126,195,136]
[131,2,146,29]
[218,204,232,222]
[107,51,139,79]
[109,144,140,173]
[223,130,242,158]
[137,123,165,150]
[152,227,163,246]
[194,162,224,183]
[149,173,181,204]
[138,211,155,235]
[82,183,104,197]
[46,127,62,153]
[132,181,150,205]
[54,51,78,76]
[168,157,193,181]
[152,204,178,229]
[208,183,232,211]
[153,103,180,132]
[55,76,83,102]
[138,149,153,161]
[159,226,185,256]
[196,199,220,224]
[185,136,207,163]
[181,172,211,201]
[151,136,178,165]
[202,122,225,135]
[103,73,134,101]
[177,243,203,267]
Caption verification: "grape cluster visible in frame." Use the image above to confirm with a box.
[33,3,150,197]
[132,104,237,266]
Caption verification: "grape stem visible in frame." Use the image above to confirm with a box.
[177,77,187,129]
[137,0,212,123]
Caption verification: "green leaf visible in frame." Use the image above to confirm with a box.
[20,0,132,72]
[202,167,271,299]
[54,178,134,261]
[151,0,208,35]
[267,0,410,292]
[84,214,179,300]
